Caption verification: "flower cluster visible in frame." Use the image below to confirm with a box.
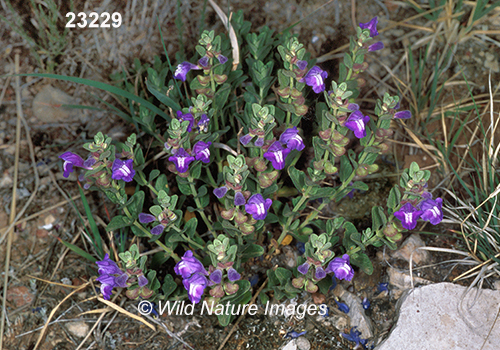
[96,253,151,300]
[174,251,208,303]
[168,141,212,174]
[138,191,178,235]
[394,196,443,230]
[264,127,305,170]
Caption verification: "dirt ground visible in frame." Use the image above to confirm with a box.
[1,0,500,349]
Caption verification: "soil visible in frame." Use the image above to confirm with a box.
[1,1,500,350]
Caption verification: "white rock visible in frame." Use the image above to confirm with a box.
[338,287,374,339]
[375,283,500,350]
[66,321,89,338]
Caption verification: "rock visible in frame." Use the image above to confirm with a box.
[282,340,297,350]
[6,286,34,307]
[337,286,374,339]
[375,283,500,350]
[32,85,84,123]
[388,267,432,299]
[66,321,89,338]
[295,337,310,350]
[392,234,430,265]
[311,292,325,304]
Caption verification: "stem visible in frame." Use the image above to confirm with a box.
[188,176,214,233]
[139,171,159,196]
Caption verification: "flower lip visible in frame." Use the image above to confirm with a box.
[245,193,273,221]
[419,198,443,225]
[176,111,195,132]
[234,191,246,206]
[345,110,370,139]
[174,62,200,81]
[368,41,384,52]
[193,141,212,163]
[59,151,92,178]
[210,269,223,284]
[315,266,327,280]
[394,110,412,119]
[183,272,207,304]
[168,148,195,173]
[263,141,291,170]
[279,127,305,151]
[227,268,241,282]
[394,202,423,230]
[111,159,135,182]
[326,254,354,281]
[139,213,156,224]
[359,17,379,37]
[302,66,328,93]
[174,250,207,279]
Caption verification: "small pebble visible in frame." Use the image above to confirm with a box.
[296,336,311,350]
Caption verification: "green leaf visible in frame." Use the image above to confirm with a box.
[183,218,198,238]
[339,156,353,183]
[317,276,333,294]
[149,169,160,182]
[275,267,292,285]
[58,239,97,262]
[344,53,353,69]
[190,161,203,179]
[387,186,401,210]
[145,79,181,113]
[125,190,145,218]
[155,174,169,193]
[352,181,369,191]
[371,206,386,231]
[240,243,265,262]
[161,274,177,298]
[351,253,374,275]
[106,215,133,231]
[342,221,358,250]
[288,166,306,193]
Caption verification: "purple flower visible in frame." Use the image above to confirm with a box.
[341,327,367,348]
[139,213,156,224]
[335,299,350,313]
[210,269,222,284]
[298,262,310,275]
[176,111,195,132]
[315,266,326,280]
[326,254,354,281]
[394,203,423,230]
[174,250,207,279]
[296,60,308,70]
[345,110,370,139]
[59,151,93,178]
[227,268,241,282]
[150,224,165,235]
[114,273,129,288]
[96,274,116,300]
[183,273,207,304]
[419,198,443,225]
[217,54,228,64]
[168,148,195,173]
[138,275,148,288]
[302,66,328,93]
[359,17,379,37]
[96,254,123,276]
[111,159,135,182]
[214,186,228,198]
[197,114,210,132]
[174,62,200,81]
[245,193,272,221]
[234,191,246,206]
[254,136,265,147]
[368,41,384,52]
[347,103,360,111]
[279,127,305,151]
[378,282,389,292]
[239,133,253,146]
[198,56,209,67]
[362,297,370,310]
[193,141,211,163]
[263,141,291,170]
[394,110,412,119]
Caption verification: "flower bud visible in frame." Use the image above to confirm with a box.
[313,160,324,171]
[125,287,140,300]
[197,75,211,86]
[356,165,368,177]
[239,223,255,235]
[214,74,228,84]
[292,277,305,289]
[224,282,239,295]
[319,129,332,141]
[305,279,318,293]
[234,209,248,224]
[254,158,267,172]
[210,285,225,298]
[221,208,235,220]
[295,105,308,116]
[140,286,154,299]
[324,161,338,175]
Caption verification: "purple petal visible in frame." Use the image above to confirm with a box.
[394,110,412,119]
[326,254,354,281]
[174,62,200,81]
[254,136,264,147]
[296,60,307,70]
[359,17,379,37]
[183,273,207,304]
[297,262,310,275]
[59,151,90,178]
[234,191,246,206]
[217,54,228,64]
[139,213,156,224]
[174,251,207,279]
[315,266,326,280]
[193,141,212,163]
[345,110,370,139]
[176,111,195,132]
[240,134,253,146]
[96,254,124,276]
[198,56,209,67]
[168,148,195,173]
[227,268,241,282]
[263,141,291,170]
[279,127,305,151]
[138,274,148,287]
[302,66,328,93]
[419,198,443,225]
[150,224,165,235]
[214,186,228,199]
[114,273,129,288]
[245,194,272,220]
[368,41,384,52]
[210,269,222,284]
[197,114,210,132]
[111,159,135,182]
[394,203,422,230]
